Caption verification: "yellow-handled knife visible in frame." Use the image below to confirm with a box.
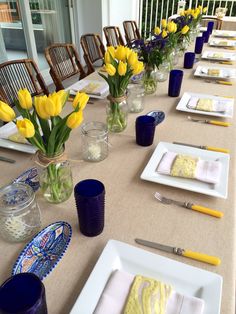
[216,80,233,85]
[135,239,221,266]
[173,142,230,154]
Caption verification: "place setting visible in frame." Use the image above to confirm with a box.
[208,38,236,48]
[201,50,236,63]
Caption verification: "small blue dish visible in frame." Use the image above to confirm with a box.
[146,111,165,126]
[13,167,39,192]
[12,221,72,280]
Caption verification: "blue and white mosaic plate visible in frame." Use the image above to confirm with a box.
[12,221,72,280]
[13,167,40,192]
[147,110,165,126]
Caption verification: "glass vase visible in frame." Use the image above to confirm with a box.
[143,65,157,94]
[37,150,73,203]
[155,61,170,82]
[106,95,128,132]
[127,83,145,113]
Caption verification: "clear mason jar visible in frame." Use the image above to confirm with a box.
[127,84,145,113]
[0,183,41,242]
[155,61,170,82]
[107,95,128,132]
[81,121,109,162]
[143,65,157,94]
[37,150,73,203]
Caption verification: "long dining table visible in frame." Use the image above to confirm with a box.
[0,36,236,314]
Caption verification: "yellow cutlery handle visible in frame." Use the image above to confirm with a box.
[216,80,233,85]
[182,250,221,265]
[191,205,224,218]
[209,120,231,127]
[220,61,233,65]
[206,146,230,154]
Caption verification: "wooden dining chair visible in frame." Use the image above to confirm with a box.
[0,59,49,108]
[45,43,86,91]
[80,34,106,74]
[123,20,141,47]
[103,26,125,47]
[201,17,223,30]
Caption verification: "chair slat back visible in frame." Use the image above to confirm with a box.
[123,20,141,46]
[103,26,125,47]
[81,34,105,74]
[45,43,86,90]
[201,17,222,30]
[0,59,48,107]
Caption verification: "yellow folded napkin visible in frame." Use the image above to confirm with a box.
[124,275,172,314]
[207,69,220,76]
[80,82,101,94]
[8,132,27,144]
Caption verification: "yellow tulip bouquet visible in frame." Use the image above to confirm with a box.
[0,89,89,203]
[99,45,144,132]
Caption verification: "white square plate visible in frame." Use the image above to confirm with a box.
[213,30,236,38]
[201,50,236,61]
[140,142,230,198]
[0,121,36,154]
[67,79,109,99]
[194,65,236,79]
[176,92,234,118]
[208,39,236,47]
[69,240,222,314]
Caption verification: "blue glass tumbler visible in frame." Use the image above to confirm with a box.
[184,52,195,69]
[135,115,156,146]
[74,179,105,237]
[168,70,184,97]
[194,36,204,54]
[202,31,210,43]
[0,273,47,314]
[207,21,214,34]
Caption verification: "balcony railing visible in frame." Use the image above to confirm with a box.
[139,0,236,37]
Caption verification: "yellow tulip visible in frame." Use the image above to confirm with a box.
[162,30,168,38]
[44,93,62,116]
[115,45,126,61]
[132,61,144,75]
[105,63,116,76]
[124,47,132,59]
[194,8,200,16]
[107,46,115,59]
[56,90,68,106]
[0,100,15,122]
[161,19,167,29]
[192,13,198,19]
[72,92,89,110]
[181,25,189,35]
[16,118,35,138]
[154,26,161,35]
[167,21,177,33]
[34,95,49,119]
[104,51,111,64]
[203,7,207,13]
[18,88,32,110]
[179,10,185,16]
[66,111,83,129]
[128,51,138,67]
[118,61,127,76]
[186,9,192,15]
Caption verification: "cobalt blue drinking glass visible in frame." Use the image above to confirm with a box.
[202,31,210,43]
[0,273,47,314]
[74,179,105,237]
[184,52,195,69]
[135,115,156,146]
[168,70,184,97]
[194,36,204,54]
[207,21,214,34]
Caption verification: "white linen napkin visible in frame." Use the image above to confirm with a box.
[93,270,204,314]
[187,96,230,113]
[157,152,222,184]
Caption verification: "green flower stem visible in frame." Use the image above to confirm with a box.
[47,163,61,202]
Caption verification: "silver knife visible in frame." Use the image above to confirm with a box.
[0,156,15,163]
[173,141,229,154]
[135,238,221,265]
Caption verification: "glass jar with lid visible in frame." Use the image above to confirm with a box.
[81,121,109,162]
[0,183,41,242]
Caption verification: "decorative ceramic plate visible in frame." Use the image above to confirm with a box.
[12,221,72,280]
[146,111,165,125]
[13,167,40,192]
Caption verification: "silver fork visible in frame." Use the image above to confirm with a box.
[154,192,190,208]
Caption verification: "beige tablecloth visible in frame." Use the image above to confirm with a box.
[0,40,235,314]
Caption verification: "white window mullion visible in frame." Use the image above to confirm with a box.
[149,0,154,36]
[18,0,38,64]
[154,0,159,27]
